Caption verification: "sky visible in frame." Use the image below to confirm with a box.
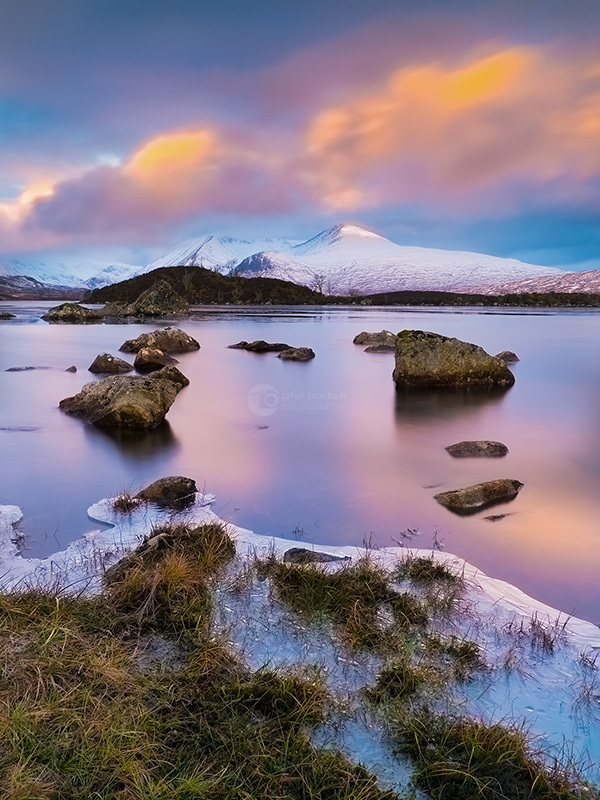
[1,0,600,268]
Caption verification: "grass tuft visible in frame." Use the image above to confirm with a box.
[396,708,586,799]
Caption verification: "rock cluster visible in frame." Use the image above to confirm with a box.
[101,280,190,318]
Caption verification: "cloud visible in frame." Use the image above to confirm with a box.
[3,41,600,254]
[302,45,600,214]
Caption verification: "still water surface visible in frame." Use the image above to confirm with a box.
[1,301,599,624]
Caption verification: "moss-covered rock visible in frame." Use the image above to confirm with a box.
[120,327,200,354]
[58,366,189,429]
[136,475,197,507]
[277,347,315,361]
[353,330,396,346]
[393,330,515,388]
[100,280,190,318]
[134,347,179,373]
[42,302,103,323]
[88,353,134,374]
[445,440,509,458]
[434,478,523,514]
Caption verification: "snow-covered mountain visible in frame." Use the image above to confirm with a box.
[234,224,566,295]
[145,234,300,274]
[477,268,600,295]
[0,256,141,289]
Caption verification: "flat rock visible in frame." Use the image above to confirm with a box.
[393,330,515,388]
[434,478,523,515]
[364,344,395,353]
[134,347,179,373]
[446,440,509,458]
[59,365,189,429]
[353,330,396,346]
[88,353,134,374]
[0,313,16,320]
[277,347,315,361]
[495,350,520,364]
[42,302,103,323]
[228,340,292,353]
[136,475,197,508]
[120,327,200,354]
[283,548,351,564]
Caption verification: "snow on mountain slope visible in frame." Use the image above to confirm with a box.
[234,224,566,295]
[145,234,301,274]
[477,268,600,295]
[0,256,140,288]
[84,263,143,290]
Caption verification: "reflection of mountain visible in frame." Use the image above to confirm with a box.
[394,385,511,425]
[83,421,178,462]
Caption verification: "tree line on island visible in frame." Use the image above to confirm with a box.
[85,264,600,308]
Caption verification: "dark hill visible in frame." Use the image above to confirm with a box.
[87,266,326,305]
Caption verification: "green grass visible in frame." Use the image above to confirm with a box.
[263,557,428,651]
[395,709,590,800]
[0,536,403,799]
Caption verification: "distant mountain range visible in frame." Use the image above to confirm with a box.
[477,268,600,295]
[0,222,590,297]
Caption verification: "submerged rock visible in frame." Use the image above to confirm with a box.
[446,440,509,458]
[88,353,134,374]
[42,302,103,323]
[58,366,189,429]
[277,347,315,361]
[495,350,520,364]
[353,330,396,346]
[228,340,291,353]
[120,327,200,354]
[134,348,179,373]
[434,479,523,515]
[393,330,515,389]
[283,548,351,564]
[136,475,197,507]
[364,344,395,353]
[100,280,190,318]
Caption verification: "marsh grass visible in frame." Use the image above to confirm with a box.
[394,555,466,615]
[263,557,428,651]
[104,521,235,632]
[111,487,141,514]
[0,560,402,799]
[424,633,485,681]
[394,709,590,800]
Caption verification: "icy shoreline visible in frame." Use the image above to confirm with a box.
[1,496,598,652]
[1,496,599,781]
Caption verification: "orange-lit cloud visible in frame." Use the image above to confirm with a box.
[3,42,600,252]
[303,45,600,212]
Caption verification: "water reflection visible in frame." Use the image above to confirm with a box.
[394,385,511,424]
[83,421,179,461]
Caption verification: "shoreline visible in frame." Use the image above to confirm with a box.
[1,495,600,780]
